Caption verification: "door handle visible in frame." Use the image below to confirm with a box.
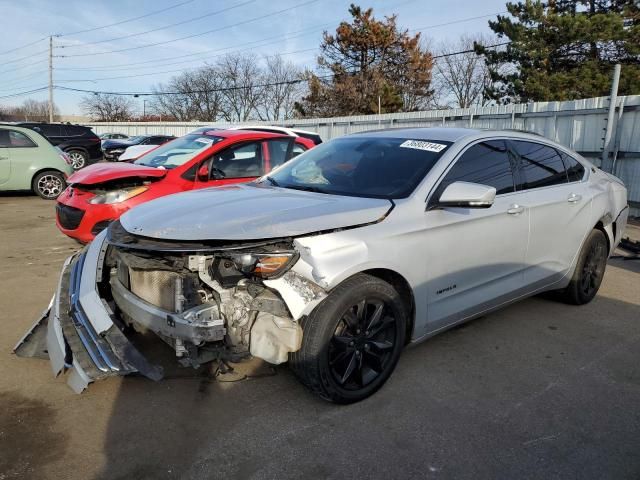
[507,204,524,215]
[567,193,582,203]
[0,155,8,160]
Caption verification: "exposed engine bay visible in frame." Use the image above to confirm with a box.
[100,220,323,369]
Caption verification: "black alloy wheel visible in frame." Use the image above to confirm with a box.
[580,237,607,298]
[329,298,397,390]
[560,229,608,305]
[290,273,406,403]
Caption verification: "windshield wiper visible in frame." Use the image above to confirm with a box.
[264,175,280,187]
[280,184,328,194]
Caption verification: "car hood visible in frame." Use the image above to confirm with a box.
[102,139,139,149]
[119,184,393,240]
[67,162,167,185]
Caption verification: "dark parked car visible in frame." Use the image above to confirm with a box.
[18,122,102,170]
[102,134,175,161]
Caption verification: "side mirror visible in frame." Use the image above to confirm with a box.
[197,163,210,182]
[436,181,496,209]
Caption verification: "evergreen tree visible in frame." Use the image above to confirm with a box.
[295,4,434,117]
[478,0,640,103]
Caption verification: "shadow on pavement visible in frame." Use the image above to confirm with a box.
[94,293,640,480]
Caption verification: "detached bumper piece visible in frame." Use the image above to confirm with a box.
[14,253,163,393]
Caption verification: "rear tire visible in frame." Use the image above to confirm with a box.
[32,170,66,200]
[290,273,406,403]
[559,229,608,305]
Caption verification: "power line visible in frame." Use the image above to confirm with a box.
[2,49,49,66]
[410,11,507,32]
[0,86,49,100]
[55,0,196,37]
[57,1,256,48]
[0,57,48,76]
[52,10,508,75]
[51,42,510,98]
[0,37,48,56]
[55,48,318,84]
[0,69,49,89]
[55,21,333,72]
[55,0,320,58]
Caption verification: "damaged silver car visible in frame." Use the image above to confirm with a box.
[16,128,629,403]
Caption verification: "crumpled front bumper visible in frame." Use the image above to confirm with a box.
[14,232,162,392]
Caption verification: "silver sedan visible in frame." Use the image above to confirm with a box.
[18,128,629,402]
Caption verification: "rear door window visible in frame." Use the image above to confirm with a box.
[0,130,37,147]
[64,125,88,136]
[437,140,516,197]
[562,153,585,183]
[9,131,36,147]
[37,125,63,137]
[213,141,263,178]
[512,141,568,189]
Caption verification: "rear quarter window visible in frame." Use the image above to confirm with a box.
[562,153,586,182]
[512,140,568,189]
[64,125,89,136]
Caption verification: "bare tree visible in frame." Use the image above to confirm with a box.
[0,99,60,121]
[435,34,493,108]
[151,65,225,121]
[80,94,134,121]
[256,55,303,121]
[217,53,263,122]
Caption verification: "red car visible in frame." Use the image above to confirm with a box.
[56,129,315,243]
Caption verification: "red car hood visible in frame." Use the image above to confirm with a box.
[68,162,167,186]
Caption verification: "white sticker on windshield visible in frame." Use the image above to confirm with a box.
[195,137,214,145]
[399,140,447,152]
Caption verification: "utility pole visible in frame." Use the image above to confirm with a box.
[601,63,621,172]
[48,36,54,123]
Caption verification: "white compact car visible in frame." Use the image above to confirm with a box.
[116,144,158,161]
[18,128,628,402]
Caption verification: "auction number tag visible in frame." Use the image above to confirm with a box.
[399,140,447,152]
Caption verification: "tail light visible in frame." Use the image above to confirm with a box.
[60,152,73,165]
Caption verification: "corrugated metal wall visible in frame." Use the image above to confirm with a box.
[87,95,640,215]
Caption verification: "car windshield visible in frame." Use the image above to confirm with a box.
[134,134,224,169]
[264,136,451,198]
[128,136,146,143]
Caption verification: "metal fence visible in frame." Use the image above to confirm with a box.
[87,95,640,215]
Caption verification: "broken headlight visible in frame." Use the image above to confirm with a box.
[227,251,298,279]
[89,186,148,205]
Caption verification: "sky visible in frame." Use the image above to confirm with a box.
[0,0,508,115]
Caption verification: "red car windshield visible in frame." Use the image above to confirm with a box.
[135,134,224,169]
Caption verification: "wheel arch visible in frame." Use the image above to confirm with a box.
[63,146,89,156]
[361,268,415,344]
[31,167,66,192]
[594,217,613,255]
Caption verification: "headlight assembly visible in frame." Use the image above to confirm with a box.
[89,186,148,205]
[228,251,298,279]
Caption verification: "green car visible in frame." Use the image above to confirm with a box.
[0,125,74,199]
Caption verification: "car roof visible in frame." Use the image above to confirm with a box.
[189,128,290,140]
[349,127,482,142]
[0,124,44,134]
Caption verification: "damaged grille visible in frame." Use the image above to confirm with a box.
[57,204,85,230]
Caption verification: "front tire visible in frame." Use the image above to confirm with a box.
[290,274,407,403]
[560,229,608,305]
[32,170,66,200]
